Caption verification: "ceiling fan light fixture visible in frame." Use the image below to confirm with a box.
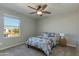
[37,11,43,16]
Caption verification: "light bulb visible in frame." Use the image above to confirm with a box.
[37,11,42,16]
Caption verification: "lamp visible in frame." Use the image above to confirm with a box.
[59,32,65,39]
[37,11,43,16]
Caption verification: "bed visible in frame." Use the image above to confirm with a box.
[26,32,57,56]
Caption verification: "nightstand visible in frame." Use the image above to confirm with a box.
[59,36,67,47]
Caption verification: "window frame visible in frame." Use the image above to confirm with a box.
[3,15,21,38]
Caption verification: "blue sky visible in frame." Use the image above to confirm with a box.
[4,16,20,27]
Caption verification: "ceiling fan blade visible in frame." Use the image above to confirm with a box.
[43,11,51,14]
[41,4,47,10]
[37,5,41,10]
[30,12,36,14]
[28,6,37,10]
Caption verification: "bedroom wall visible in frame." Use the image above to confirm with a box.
[77,9,79,48]
[0,7,36,50]
[37,12,78,47]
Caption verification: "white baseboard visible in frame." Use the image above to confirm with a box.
[67,44,76,47]
[0,41,25,51]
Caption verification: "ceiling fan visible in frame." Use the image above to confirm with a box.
[28,4,51,16]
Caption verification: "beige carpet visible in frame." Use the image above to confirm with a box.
[0,44,78,56]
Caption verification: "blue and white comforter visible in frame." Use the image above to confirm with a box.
[26,36,55,56]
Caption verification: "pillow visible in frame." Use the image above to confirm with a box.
[41,32,49,38]
[48,33,55,37]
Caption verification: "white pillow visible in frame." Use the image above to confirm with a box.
[41,32,49,38]
[48,33,55,37]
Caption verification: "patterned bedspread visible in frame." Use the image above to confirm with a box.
[26,36,55,56]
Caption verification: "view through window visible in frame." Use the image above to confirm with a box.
[4,16,20,37]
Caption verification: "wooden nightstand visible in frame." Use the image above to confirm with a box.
[59,36,67,47]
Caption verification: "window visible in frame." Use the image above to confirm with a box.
[4,16,20,37]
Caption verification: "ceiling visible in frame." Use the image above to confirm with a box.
[0,3,79,18]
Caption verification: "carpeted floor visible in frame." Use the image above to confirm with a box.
[0,44,78,56]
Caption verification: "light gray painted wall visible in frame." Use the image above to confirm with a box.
[77,10,79,48]
[0,7,36,50]
[37,12,78,47]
